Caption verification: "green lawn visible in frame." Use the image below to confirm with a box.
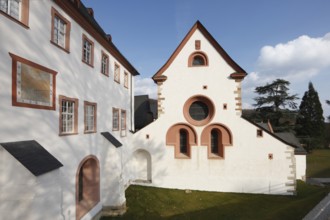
[102,149,330,220]
[102,181,329,220]
[307,149,330,178]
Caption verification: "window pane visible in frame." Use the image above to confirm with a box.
[193,56,205,66]
[211,129,219,154]
[189,101,209,121]
[180,129,188,154]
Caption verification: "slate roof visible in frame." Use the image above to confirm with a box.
[0,140,63,176]
[242,118,307,155]
[101,132,122,148]
[134,95,155,130]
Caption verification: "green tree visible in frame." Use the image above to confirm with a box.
[253,79,299,129]
[296,82,325,149]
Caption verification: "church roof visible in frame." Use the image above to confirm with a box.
[152,21,247,82]
[243,118,307,155]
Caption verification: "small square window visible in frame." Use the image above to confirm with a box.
[223,104,227,110]
[203,85,207,90]
[146,134,150,139]
[257,129,263,137]
[268,153,273,160]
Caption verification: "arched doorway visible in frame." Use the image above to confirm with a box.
[131,149,151,183]
[76,155,100,220]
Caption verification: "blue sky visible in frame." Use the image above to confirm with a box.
[83,0,330,119]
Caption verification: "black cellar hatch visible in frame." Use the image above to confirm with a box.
[0,140,63,176]
[100,132,122,148]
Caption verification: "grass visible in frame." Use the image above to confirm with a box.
[102,181,329,220]
[101,149,330,220]
[307,149,330,178]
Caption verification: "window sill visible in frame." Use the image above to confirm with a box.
[101,72,109,77]
[50,41,70,53]
[59,132,78,136]
[84,130,97,134]
[175,154,191,159]
[0,11,29,29]
[208,154,224,159]
[114,79,120,84]
[82,60,94,68]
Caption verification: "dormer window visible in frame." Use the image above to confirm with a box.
[188,52,208,67]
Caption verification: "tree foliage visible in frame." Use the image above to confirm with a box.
[296,82,325,149]
[254,79,299,111]
[253,79,299,129]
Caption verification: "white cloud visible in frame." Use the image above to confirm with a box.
[256,33,330,81]
[134,76,157,99]
[242,32,330,117]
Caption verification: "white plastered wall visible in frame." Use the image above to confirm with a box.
[0,1,135,219]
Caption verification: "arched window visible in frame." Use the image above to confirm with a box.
[180,129,188,154]
[193,55,205,66]
[211,129,219,154]
[188,52,208,67]
[76,156,100,220]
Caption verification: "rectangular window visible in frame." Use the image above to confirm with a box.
[114,63,120,83]
[257,129,263,137]
[124,71,129,88]
[121,109,126,136]
[101,51,109,76]
[84,101,97,133]
[51,7,70,52]
[82,34,94,66]
[59,95,78,135]
[112,108,119,131]
[9,53,57,110]
[0,0,29,27]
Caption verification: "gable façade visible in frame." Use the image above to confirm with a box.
[152,21,247,83]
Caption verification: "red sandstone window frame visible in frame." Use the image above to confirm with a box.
[100,51,109,76]
[84,101,97,134]
[59,95,78,136]
[9,53,57,110]
[114,63,120,83]
[112,108,120,131]
[121,109,126,137]
[183,95,215,126]
[51,7,71,53]
[0,0,29,28]
[124,71,129,88]
[82,34,94,67]
[188,51,209,67]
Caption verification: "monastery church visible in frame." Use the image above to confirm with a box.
[0,1,306,219]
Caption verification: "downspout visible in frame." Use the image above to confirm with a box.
[130,73,134,132]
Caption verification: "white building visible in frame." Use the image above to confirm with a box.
[0,0,138,219]
[129,21,306,195]
[0,1,306,220]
